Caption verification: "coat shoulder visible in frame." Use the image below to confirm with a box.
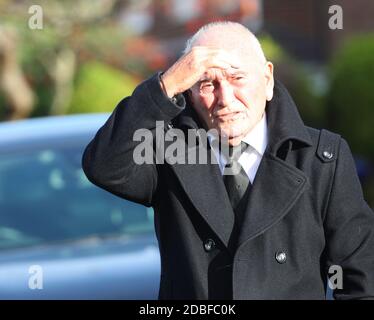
[305,126,342,163]
[305,126,341,144]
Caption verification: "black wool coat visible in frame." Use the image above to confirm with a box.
[82,73,374,300]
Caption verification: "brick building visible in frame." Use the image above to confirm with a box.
[263,0,374,62]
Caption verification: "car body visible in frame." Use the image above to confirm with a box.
[0,114,160,299]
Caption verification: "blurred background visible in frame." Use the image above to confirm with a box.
[0,0,374,299]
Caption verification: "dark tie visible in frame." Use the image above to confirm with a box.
[211,141,252,299]
[223,141,252,212]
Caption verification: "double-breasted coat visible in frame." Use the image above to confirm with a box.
[82,73,374,299]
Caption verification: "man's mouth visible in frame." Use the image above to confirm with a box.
[214,111,244,122]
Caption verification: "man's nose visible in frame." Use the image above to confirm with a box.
[216,82,235,107]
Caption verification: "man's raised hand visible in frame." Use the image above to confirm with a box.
[160,47,238,98]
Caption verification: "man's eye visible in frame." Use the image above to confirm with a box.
[199,82,214,94]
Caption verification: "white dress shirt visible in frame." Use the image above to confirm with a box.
[208,113,268,184]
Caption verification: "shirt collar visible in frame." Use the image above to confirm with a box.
[241,112,267,156]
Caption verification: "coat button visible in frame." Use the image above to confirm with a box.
[275,251,287,264]
[323,151,333,159]
[204,239,215,252]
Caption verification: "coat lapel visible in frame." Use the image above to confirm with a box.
[168,148,235,250]
[235,151,309,249]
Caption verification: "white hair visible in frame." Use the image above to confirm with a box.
[182,21,266,63]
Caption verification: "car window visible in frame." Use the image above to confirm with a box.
[0,144,155,250]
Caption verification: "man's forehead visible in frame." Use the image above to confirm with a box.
[198,61,262,82]
[191,41,264,69]
[193,30,258,54]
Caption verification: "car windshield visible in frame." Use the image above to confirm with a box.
[0,143,155,251]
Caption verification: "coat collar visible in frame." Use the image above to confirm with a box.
[168,80,313,253]
[265,79,312,155]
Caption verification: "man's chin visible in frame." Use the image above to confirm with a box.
[216,132,246,146]
[217,125,252,145]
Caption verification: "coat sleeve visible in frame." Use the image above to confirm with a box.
[82,72,185,207]
[323,138,374,299]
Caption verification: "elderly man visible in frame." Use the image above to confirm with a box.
[82,22,374,300]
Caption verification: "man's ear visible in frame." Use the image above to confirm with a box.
[265,62,274,101]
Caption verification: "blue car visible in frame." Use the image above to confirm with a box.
[0,114,160,299]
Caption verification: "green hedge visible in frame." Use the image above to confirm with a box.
[327,34,374,159]
[68,61,137,114]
